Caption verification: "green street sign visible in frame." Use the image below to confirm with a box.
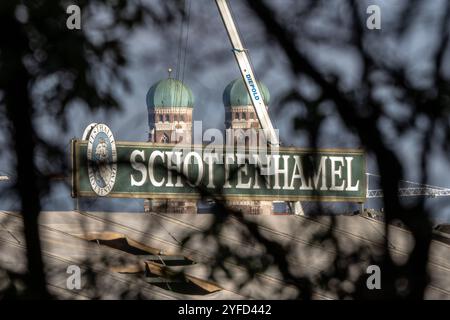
[71,140,366,202]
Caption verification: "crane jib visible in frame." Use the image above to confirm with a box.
[216,0,279,146]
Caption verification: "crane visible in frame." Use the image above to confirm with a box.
[365,173,450,199]
[215,0,448,216]
[215,0,279,147]
[215,0,304,215]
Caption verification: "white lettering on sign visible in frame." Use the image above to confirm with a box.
[290,155,311,191]
[330,156,345,191]
[166,151,184,187]
[183,152,203,187]
[129,151,362,193]
[130,150,147,186]
[236,154,252,189]
[346,157,360,191]
[204,152,219,188]
[312,156,328,191]
[148,150,165,187]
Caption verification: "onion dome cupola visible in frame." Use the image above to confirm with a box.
[223,78,270,129]
[223,78,270,108]
[146,76,194,144]
[146,78,194,110]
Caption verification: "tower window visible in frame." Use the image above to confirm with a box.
[164,114,169,122]
[158,114,163,122]
[174,114,178,121]
[242,112,247,120]
[180,115,185,122]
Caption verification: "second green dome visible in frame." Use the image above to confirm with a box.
[223,78,270,107]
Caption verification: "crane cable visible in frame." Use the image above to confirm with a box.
[173,0,192,108]
[181,0,191,84]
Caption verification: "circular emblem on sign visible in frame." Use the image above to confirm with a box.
[82,122,97,140]
[86,124,117,196]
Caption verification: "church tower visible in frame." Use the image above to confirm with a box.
[146,77,194,144]
[223,78,273,215]
[144,76,197,214]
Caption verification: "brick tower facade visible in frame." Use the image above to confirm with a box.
[223,78,273,215]
[144,77,197,214]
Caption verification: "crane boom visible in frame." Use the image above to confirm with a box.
[215,0,303,215]
[215,0,279,146]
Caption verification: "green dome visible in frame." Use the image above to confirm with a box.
[147,78,194,109]
[223,78,270,107]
